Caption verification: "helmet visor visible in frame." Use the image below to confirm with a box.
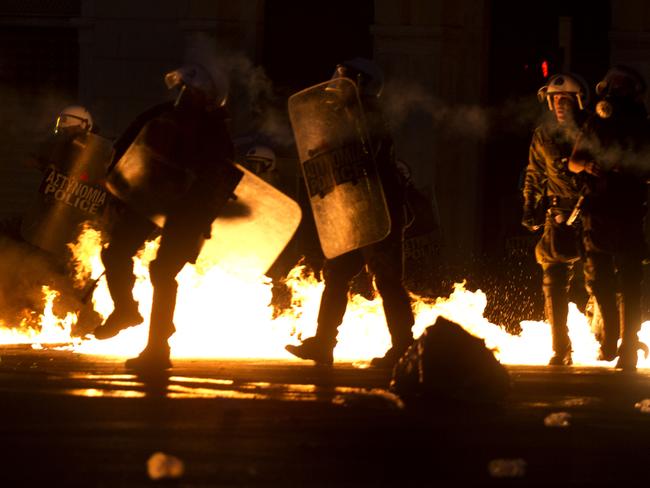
[55,114,90,134]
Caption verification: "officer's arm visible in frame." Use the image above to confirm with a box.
[569,131,601,175]
[523,131,546,204]
[188,122,239,226]
[109,101,174,173]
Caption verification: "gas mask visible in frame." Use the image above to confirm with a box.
[595,94,640,119]
[594,67,646,119]
[595,98,614,119]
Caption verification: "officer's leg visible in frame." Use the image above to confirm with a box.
[615,252,643,371]
[285,251,363,365]
[365,229,414,367]
[542,262,573,365]
[584,251,619,361]
[316,252,364,339]
[94,207,156,339]
[126,220,204,371]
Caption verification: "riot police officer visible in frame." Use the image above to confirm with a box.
[238,143,284,191]
[569,65,650,371]
[285,58,415,368]
[93,63,238,372]
[21,105,112,259]
[522,73,590,366]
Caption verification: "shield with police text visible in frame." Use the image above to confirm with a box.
[288,78,390,259]
[197,164,302,278]
[21,132,113,258]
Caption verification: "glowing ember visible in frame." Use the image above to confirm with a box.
[1,228,648,368]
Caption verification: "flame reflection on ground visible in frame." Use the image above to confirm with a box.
[50,372,403,405]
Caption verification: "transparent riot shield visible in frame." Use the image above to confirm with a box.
[21,133,113,258]
[288,78,390,259]
[197,164,302,278]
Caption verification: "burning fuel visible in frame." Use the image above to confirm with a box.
[1,228,649,368]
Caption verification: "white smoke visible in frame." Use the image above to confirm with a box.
[383,79,546,141]
[183,32,294,147]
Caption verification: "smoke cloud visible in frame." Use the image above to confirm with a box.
[181,39,550,156]
[571,110,650,176]
[382,78,543,141]
[184,32,294,148]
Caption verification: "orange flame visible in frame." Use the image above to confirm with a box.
[1,228,648,368]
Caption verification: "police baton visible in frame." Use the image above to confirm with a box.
[80,271,105,304]
[566,194,584,227]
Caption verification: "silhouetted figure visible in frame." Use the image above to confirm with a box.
[93,64,239,373]
[569,65,650,371]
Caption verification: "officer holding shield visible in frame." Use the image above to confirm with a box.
[93,64,238,372]
[286,58,415,368]
[21,105,113,262]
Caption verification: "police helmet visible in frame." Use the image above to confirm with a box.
[331,57,384,98]
[595,65,647,99]
[55,105,93,134]
[537,73,589,111]
[245,145,276,174]
[164,63,228,107]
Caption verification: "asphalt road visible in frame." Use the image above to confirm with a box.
[1,347,649,486]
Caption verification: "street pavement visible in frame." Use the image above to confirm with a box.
[1,346,650,486]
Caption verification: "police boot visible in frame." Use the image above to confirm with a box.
[545,289,572,366]
[125,342,172,373]
[93,302,144,340]
[285,336,336,366]
[615,346,638,371]
[126,315,176,373]
[615,298,641,372]
[594,293,620,361]
[370,337,414,369]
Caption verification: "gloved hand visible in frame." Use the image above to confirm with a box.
[521,201,542,232]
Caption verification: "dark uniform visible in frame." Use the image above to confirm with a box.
[523,113,586,364]
[571,100,649,369]
[315,99,415,359]
[95,98,235,368]
[286,58,415,368]
[286,98,415,367]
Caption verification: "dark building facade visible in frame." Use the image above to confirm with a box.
[0,0,648,267]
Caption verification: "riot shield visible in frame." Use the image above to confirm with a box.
[288,78,390,259]
[21,132,113,258]
[403,187,442,294]
[105,121,197,227]
[198,164,302,278]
